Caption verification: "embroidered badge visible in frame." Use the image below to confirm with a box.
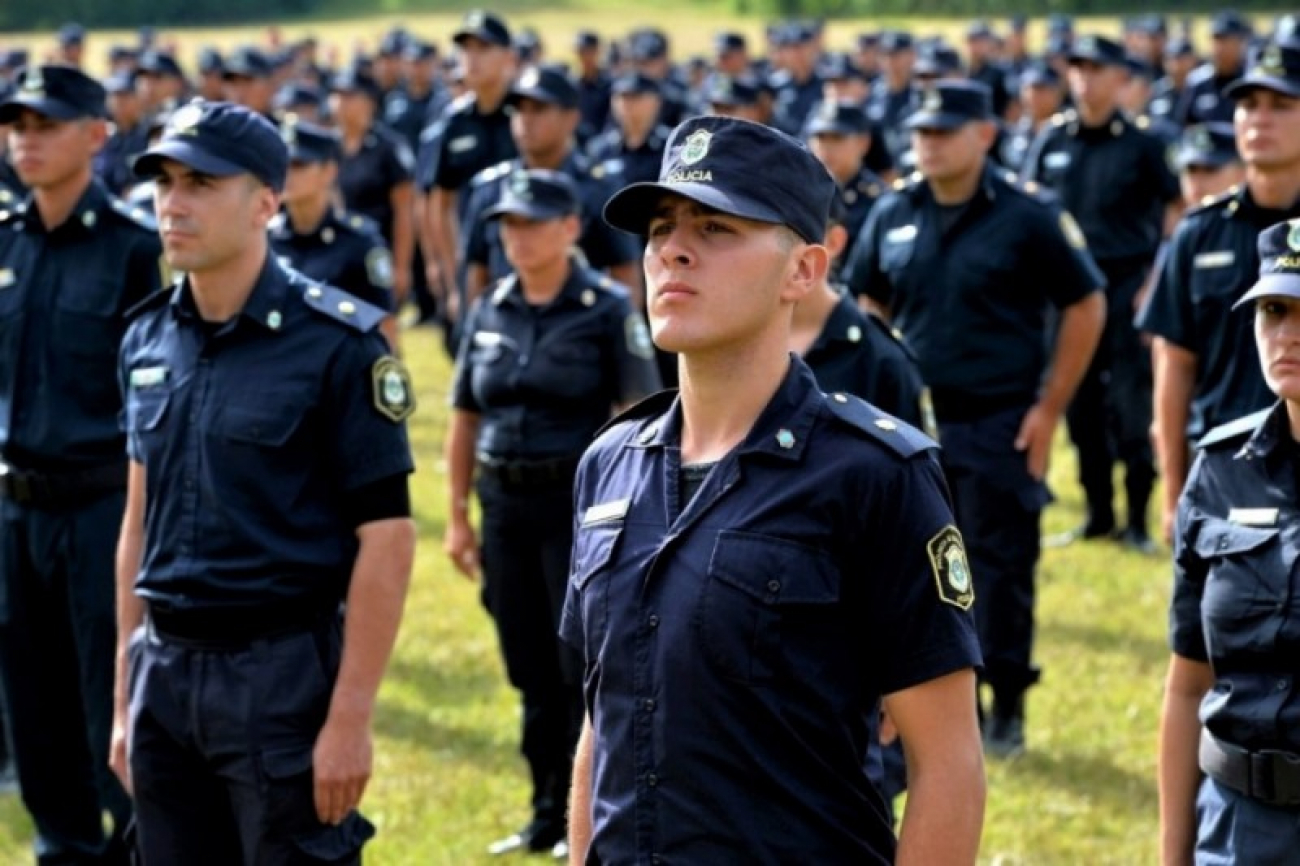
[927,525,975,610]
[371,356,415,422]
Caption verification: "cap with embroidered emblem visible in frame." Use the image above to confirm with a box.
[0,65,106,123]
[1234,220,1300,308]
[453,10,512,49]
[603,114,835,244]
[281,117,340,164]
[705,75,760,107]
[483,168,580,222]
[222,45,273,79]
[904,80,993,131]
[1175,123,1239,170]
[804,101,873,137]
[132,100,289,191]
[1224,40,1300,100]
[611,72,661,97]
[506,65,578,109]
[328,66,382,103]
[1067,34,1128,67]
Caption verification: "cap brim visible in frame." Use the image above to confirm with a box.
[1177,150,1236,170]
[1224,75,1300,100]
[453,29,508,48]
[483,202,573,222]
[1066,52,1125,67]
[0,96,87,124]
[904,111,978,131]
[505,87,568,108]
[1233,274,1300,309]
[132,140,250,181]
[603,181,786,236]
[806,123,868,137]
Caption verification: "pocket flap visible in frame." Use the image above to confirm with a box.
[1194,518,1280,559]
[261,744,314,780]
[572,524,621,590]
[708,530,839,604]
[127,390,170,433]
[218,402,305,446]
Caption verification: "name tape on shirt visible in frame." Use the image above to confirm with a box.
[927,525,975,610]
[1228,507,1279,526]
[0,268,14,289]
[448,135,478,154]
[583,498,631,525]
[129,366,169,389]
[885,224,917,244]
[1193,251,1235,270]
[1044,151,1071,170]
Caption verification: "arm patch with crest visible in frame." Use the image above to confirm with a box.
[927,525,975,610]
[372,356,415,422]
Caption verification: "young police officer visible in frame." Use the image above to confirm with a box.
[0,65,162,864]
[112,101,416,863]
[564,116,985,863]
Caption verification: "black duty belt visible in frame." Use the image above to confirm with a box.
[148,600,339,651]
[475,453,579,489]
[0,460,127,508]
[1200,728,1300,806]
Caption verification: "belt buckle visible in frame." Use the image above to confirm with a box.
[1257,748,1300,804]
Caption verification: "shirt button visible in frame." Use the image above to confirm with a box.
[767,580,781,593]
[646,773,658,787]
[644,698,656,712]
[647,614,659,629]
[1217,538,1229,550]
[1278,679,1289,692]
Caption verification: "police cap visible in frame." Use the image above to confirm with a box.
[1175,122,1240,170]
[714,31,746,55]
[273,83,323,113]
[507,65,579,109]
[0,65,106,123]
[280,116,340,164]
[904,80,993,131]
[197,47,224,75]
[329,66,382,102]
[604,114,835,244]
[705,75,760,107]
[611,72,660,97]
[1067,34,1128,68]
[1234,219,1300,308]
[630,30,670,62]
[1018,62,1062,88]
[223,46,273,79]
[484,168,581,222]
[914,44,963,77]
[804,101,873,137]
[453,11,512,49]
[574,30,600,51]
[1210,10,1253,39]
[104,71,137,95]
[819,52,868,82]
[139,50,184,79]
[58,22,86,48]
[133,100,289,192]
[1165,36,1196,59]
[880,31,914,53]
[1224,40,1300,100]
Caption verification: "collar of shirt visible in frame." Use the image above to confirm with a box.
[1228,185,1300,226]
[493,263,591,313]
[169,251,292,335]
[631,355,821,463]
[1237,399,1289,462]
[908,161,1000,208]
[808,293,866,353]
[16,176,111,237]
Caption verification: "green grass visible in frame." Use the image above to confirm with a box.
[0,323,1172,863]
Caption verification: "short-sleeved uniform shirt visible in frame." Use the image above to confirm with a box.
[336,123,414,246]
[1170,403,1300,753]
[0,179,162,471]
[769,69,824,137]
[1137,186,1299,438]
[383,85,444,152]
[269,209,394,311]
[845,166,1104,405]
[1175,64,1242,127]
[416,93,517,198]
[585,124,672,188]
[119,255,414,612]
[560,359,981,863]
[451,265,661,459]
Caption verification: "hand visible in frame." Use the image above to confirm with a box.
[444,519,479,579]
[391,267,412,307]
[444,288,461,325]
[1014,403,1060,482]
[1161,502,1177,547]
[109,707,132,795]
[312,714,372,826]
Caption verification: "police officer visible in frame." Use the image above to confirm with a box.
[444,169,659,856]
[769,22,823,136]
[1176,10,1252,127]
[965,21,1011,118]
[221,46,277,118]
[585,73,669,188]
[566,115,984,863]
[383,41,444,152]
[96,71,150,196]
[270,118,397,346]
[114,100,416,863]
[846,81,1106,756]
[1172,122,1243,207]
[0,65,162,864]
[1139,39,1300,543]
[1148,36,1197,127]
[868,31,917,168]
[572,30,611,145]
[1023,34,1181,551]
[1158,218,1300,864]
[804,101,885,257]
[460,66,640,309]
[1001,63,1065,173]
[701,74,764,123]
[416,10,517,332]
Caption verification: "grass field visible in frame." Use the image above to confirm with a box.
[0,321,1172,864]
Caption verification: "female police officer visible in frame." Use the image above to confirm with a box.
[1159,218,1300,863]
[442,168,660,856]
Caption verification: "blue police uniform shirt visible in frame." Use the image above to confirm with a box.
[336,124,414,247]
[415,92,517,196]
[575,70,613,144]
[0,179,162,471]
[94,120,151,195]
[451,265,661,459]
[769,69,824,137]
[999,116,1041,173]
[838,165,885,253]
[1147,77,1182,126]
[560,358,981,863]
[1137,186,1300,437]
[461,153,640,283]
[119,255,414,610]
[1171,403,1300,753]
[1022,108,1180,264]
[865,83,915,165]
[845,166,1104,404]
[1176,63,1242,127]
[585,124,672,187]
[383,85,443,152]
[269,209,395,311]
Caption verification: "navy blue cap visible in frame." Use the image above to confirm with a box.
[273,83,323,113]
[1165,36,1196,58]
[804,100,873,137]
[611,72,660,96]
[484,168,580,221]
[1045,35,1073,57]
[378,28,409,57]
[604,115,835,244]
[280,116,340,163]
[705,74,760,107]
[58,22,85,47]
[1048,14,1075,36]
[223,46,272,79]
[715,31,746,54]
[1225,40,1300,99]
[880,31,914,53]
[139,50,184,79]
[507,65,578,109]
[856,31,881,49]
[1126,54,1157,80]
[514,28,542,58]
[453,10,512,48]
[104,71,138,95]
[1068,34,1128,67]
[1175,122,1239,170]
[1019,62,1062,88]
[914,44,963,77]
[404,40,438,62]
[1234,219,1300,308]
[630,29,669,62]
[904,80,993,131]
[132,101,289,191]
[197,47,223,75]
[0,66,106,123]
[1211,10,1253,38]
[108,45,136,65]
[819,52,868,82]
[329,66,382,102]
[574,30,600,51]
[967,20,994,40]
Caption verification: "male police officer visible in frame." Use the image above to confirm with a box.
[566,115,985,864]
[113,101,416,863]
[585,73,671,188]
[0,65,162,864]
[847,81,1106,756]
[1139,40,1300,542]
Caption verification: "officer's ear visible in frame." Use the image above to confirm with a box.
[823,223,849,262]
[779,231,829,305]
[561,212,582,244]
[249,178,281,228]
[973,120,998,151]
[82,117,109,155]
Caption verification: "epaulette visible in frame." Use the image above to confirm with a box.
[1188,185,1240,215]
[124,286,173,320]
[865,313,918,362]
[1050,108,1077,127]
[1196,408,1271,450]
[0,204,21,225]
[1000,171,1055,204]
[1135,114,1151,130]
[109,198,157,232]
[0,187,13,206]
[300,280,385,333]
[822,391,935,459]
[595,389,677,439]
[470,160,513,187]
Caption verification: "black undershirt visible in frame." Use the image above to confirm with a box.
[343,473,412,527]
[679,462,716,511]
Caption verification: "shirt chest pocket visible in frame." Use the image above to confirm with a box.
[698,530,842,685]
[1194,518,1292,636]
[569,522,623,656]
[879,229,916,274]
[126,387,171,460]
[212,399,308,449]
[1188,262,1241,326]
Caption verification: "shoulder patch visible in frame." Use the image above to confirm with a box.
[927,525,975,610]
[109,197,158,232]
[300,280,386,333]
[823,391,936,459]
[1197,408,1272,450]
[371,355,416,423]
[365,247,394,289]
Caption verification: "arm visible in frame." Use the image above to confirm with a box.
[110,460,148,793]
[312,516,416,825]
[443,409,481,579]
[568,714,595,865]
[465,263,490,310]
[1153,339,1197,543]
[388,181,415,307]
[1016,290,1106,479]
[429,187,460,319]
[1158,654,1213,866]
[886,669,985,865]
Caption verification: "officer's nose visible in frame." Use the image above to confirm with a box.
[653,226,694,269]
